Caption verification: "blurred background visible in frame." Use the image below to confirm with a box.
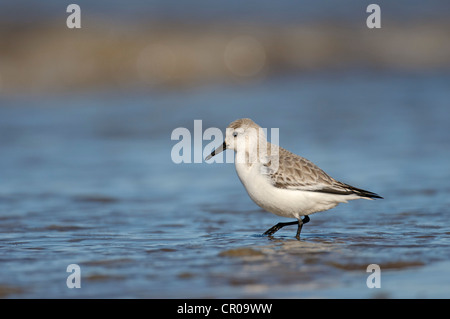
[0,0,449,298]
[1,0,449,94]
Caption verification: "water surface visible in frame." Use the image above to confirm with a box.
[0,71,449,298]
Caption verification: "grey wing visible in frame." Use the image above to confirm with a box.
[262,149,382,198]
[265,152,334,190]
[262,149,357,194]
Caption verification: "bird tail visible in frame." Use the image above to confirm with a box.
[344,184,383,199]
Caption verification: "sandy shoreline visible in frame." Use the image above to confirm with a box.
[1,20,449,95]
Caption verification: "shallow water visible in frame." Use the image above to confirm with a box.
[1,71,450,298]
[2,0,449,23]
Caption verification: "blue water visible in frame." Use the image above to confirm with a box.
[1,71,450,298]
[1,0,450,23]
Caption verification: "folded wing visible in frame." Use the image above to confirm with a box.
[264,147,382,199]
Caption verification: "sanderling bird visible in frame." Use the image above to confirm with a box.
[205,118,382,239]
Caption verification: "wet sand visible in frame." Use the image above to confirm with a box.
[1,20,449,95]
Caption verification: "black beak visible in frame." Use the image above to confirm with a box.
[205,141,226,161]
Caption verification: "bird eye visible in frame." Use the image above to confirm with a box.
[233,132,238,137]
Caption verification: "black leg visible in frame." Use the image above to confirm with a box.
[263,216,310,239]
[302,215,310,224]
[295,216,310,240]
[263,220,297,236]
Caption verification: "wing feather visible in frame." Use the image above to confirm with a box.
[263,146,382,199]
